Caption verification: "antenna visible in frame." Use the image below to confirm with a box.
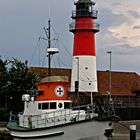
[49,8,51,19]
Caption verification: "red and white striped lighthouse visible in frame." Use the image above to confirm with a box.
[70,0,99,93]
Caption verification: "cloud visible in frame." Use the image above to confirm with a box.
[109,21,140,48]
[0,0,140,74]
[108,43,140,55]
[127,10,140,18]
[93,0,140,74]
[97,7,126,35]
[112,2,121,6]
[133,25,140,29]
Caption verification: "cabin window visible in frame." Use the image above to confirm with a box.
[38,103,42,110]
[50,102,56,109]
[64,102,70,109]
[42,103,49,110]
[58,103,63,108]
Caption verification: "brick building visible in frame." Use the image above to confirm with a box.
[29,67,140,109]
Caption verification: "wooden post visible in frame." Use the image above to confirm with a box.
[130,124,136,140]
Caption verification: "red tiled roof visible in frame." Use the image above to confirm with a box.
[97,71,140,96]
[29,67,140,96]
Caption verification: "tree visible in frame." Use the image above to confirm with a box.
[7,58,37,112]
[0,57,8,107]
[0,57,37,113]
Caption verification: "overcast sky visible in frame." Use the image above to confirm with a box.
[0,0,140,74]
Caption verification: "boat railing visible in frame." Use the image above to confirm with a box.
[9,111,19,122]
[9,104,97,129]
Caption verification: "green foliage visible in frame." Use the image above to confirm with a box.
[0,58,8,93]
[0,58,8,108]
[0,108,9,121]
[93,93,104,106]
[0,57,37,113]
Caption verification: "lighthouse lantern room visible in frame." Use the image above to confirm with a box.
[70,0,100,93]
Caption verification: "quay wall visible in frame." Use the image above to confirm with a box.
[0,122,9,135]
[110,120,140,140]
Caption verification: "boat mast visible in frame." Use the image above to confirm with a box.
[44,19,51,76]
[43,19,59,76]
[48,19,51,76]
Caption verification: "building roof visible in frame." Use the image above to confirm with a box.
[29,67,71,79]
[97,71,140,96]
[29,67,140,97]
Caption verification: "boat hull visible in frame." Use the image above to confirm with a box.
[9,119,113,140]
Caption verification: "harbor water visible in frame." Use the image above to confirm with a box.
[0,135,13,140]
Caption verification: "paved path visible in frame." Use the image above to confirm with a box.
[110,120,140,140]
[1,120,140,138]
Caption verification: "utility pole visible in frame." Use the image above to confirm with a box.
[107,51,115,115]
[107,51,112,99]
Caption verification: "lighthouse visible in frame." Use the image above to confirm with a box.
[70,0,99,93]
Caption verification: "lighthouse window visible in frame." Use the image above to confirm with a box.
[50,102,56,109]
[85,67,88,70]
[42,103,49,110]
[89,6,92,12]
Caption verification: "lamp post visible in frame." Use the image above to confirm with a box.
[107,51,112,107]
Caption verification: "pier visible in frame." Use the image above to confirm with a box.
[109,120,140,140]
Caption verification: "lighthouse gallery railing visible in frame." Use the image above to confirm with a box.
[69,21,100,32]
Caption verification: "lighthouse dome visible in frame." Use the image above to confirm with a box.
[76,0,95,5]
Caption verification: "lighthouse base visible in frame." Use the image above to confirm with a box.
[70,56,98,93]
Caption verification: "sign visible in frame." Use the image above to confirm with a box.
[55,86,64,97]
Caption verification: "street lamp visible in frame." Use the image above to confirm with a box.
[107,51,112,107]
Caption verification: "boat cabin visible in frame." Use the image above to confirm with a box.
[22,76,71,116]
